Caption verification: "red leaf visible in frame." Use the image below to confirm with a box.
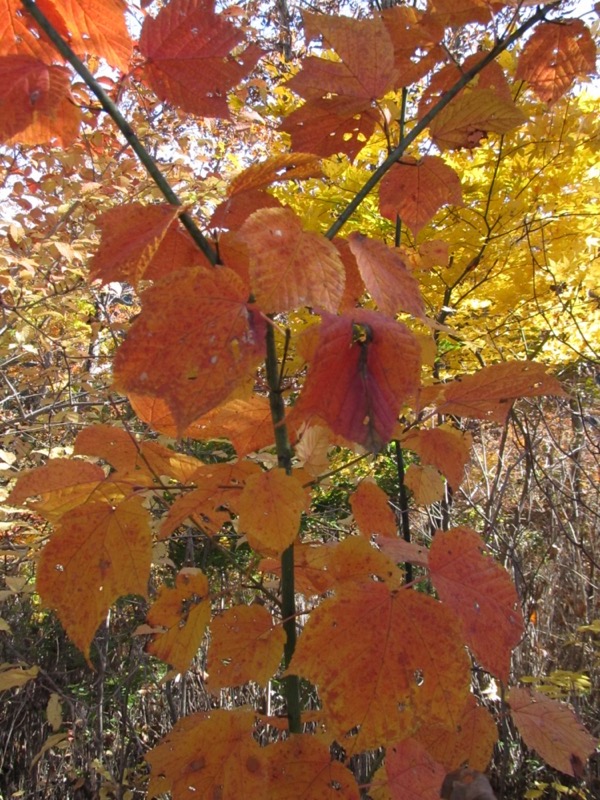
[113,267,266,433]
[347,233,426,319]
[516,20,596,104]
[429,527,524,682]
[280,13,396,158]
[140,0,263,118]
[89,203,207,288]
[508,687,598,776]
[433,362,567,423]
[292,310,421,451]
[379,157,463,236]
[373,737,447,800]
[0,56,75,144]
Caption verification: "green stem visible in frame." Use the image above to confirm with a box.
[325,3,557,241]
[20,0,218,266]
[265,321,302,733]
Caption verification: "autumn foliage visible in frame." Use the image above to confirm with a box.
[1,0,599,798]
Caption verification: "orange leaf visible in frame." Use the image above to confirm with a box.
[37,495,151,661]
[382,5,445,87]
[146,709,267,798]
[0,57,75,144]
[237,469,309,557]
[430,0,491,27]
[48,0,132,72]
[292,310,421,451]
[429,527,524,682]
[434,362,567,423]
[294,424,332,478]
[146,568,210,673]
[206,604,285,689]
[89,203,206,288]
[280,96,378,160]
[259,542,336,596]
[404,464,446,506]
[288,584,471,751]
[379,157,463,236]
[239,208,345,314]
[347,233,426,319]
[139,0,263,119]
[296,13,396,101]
[7,459,106,522]
[371,737,447,800]
[508,687,598,776]
[516,20,596,104]
[113,267,266,434]
[74,425,139,473]
[159,461,261,539]
[350,480,397,539]
[210,190,281,230]
[137,440,204,485]
[268,735,360,799]
[374,536,430,569]
[0,0,67,61]
[415,694,498,772]
[227,153,323,196]
[324,535,404,591]
[335,238,365,313]
[280,13,396,158]
[402,425,472,491]
[429,88,526,151]
[190,396,274,457]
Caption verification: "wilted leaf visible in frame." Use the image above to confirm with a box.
[46,693,62,732]
[146,568,210,673]
[347,233,425,319]
[207,604,285,689]
[292,310,421,451]
[379,157,463,236]
[140,0,263,118]
[508,686,598,777]
[113,267,266,434]
[516,20,596,104]
[146,709,267,799]
[350,479,397,539]
[288,583,471,751]
[239,208,345,314]
[237,468,310,556]
[37,495,151,661]
[429,527,524,682]
[0,664,39,690]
